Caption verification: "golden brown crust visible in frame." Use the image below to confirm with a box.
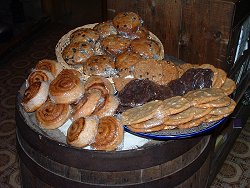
[36,101,70,129]
[115,51,144,70]
[101,35,131,56]
[70,28,99,45]
[91,116,124,151]
[220,78,236,95]
[49,74,83,104]
[36,59,62,77]
[71,90,102,121]
[130,38,161,59]
[84,75,115,95]
[93,20,117,39]
[112,12,142,34]
[67,116,99,148]
[22,82,41,103]
[27,70,54,86]
[83,55,116,77]
[62,42,94,65]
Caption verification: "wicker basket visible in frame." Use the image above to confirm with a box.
[55,23,165,73]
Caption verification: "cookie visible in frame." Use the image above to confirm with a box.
[220,78,236,95]
[129,115,165,129]
[213,68,227,88]
[128,124,165,133]
[163,109,194,126]
[195,95,231,108]
[203,114,224,123]
[199,64,218,86]
[121,100,163,125]
[178,115,208,129]
[177,63,199,77]
[133,59,163,84]
[209,99,236,116]
[159,60,179,85]
[188,106,213,120]
[184,88,225,106]
[161,96,191,115]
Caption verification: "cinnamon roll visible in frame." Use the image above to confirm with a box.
[71,90,102,122]
[35,59,63,77]
[36,100,70,129]
[91,116,124,151]
[93,94,119,118]
[22,82,49,112]
[27,70,54,86]
[58,68,81,78]
[67,116,99,148]
[49,73,84,104]
[84,76,115,95]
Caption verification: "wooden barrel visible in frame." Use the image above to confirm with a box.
[16,103,214,188]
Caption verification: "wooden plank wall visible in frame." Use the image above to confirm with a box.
[106,0,236,72]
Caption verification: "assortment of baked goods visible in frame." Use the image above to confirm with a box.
[20,12,237,151]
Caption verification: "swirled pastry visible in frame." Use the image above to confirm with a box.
[22,82,49,112]
[71,90,102,122]
[27,70,54,86]
[36,100,70,129]
[67,116,99,148]
[35,59,63,77]
[62,42,94,65]
[91,116,124,151]
[58,68,82,78]
[84,75,115,95]
[49,73,84,104]
[93,94,119,118]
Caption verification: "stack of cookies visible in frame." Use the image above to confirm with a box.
[121,86,236,132]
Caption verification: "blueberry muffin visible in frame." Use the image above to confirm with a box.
[93,21,117,39]
[115,51,144,70]
[130,26,150,39]
[112,12,143,35]
[62,42,94,65]
[130,38,161,59]
[83,55,116,77]
[70,28,99,45]
[101,35,131,56]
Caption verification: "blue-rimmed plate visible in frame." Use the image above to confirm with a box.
[124,118,226,140]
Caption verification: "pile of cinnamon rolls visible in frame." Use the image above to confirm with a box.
[21,59,123,151]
